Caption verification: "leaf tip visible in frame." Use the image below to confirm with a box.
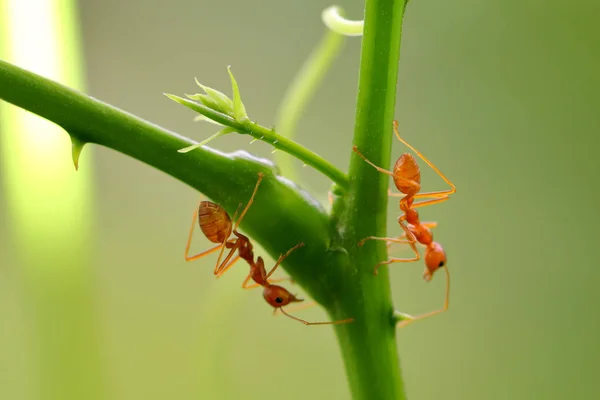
[194,77,208,91]
[227,66,248,121]
[164,92,179,101]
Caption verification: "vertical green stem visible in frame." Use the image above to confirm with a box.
[334,0,407,399]
[0,0,104,399]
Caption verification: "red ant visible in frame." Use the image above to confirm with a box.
[352,120,455,327]
[185,173,354,326]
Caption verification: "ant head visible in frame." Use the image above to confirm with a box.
[423,242,446,281]
[263,285,303,308]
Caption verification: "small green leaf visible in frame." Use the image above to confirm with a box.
[188,78,233,115]
[71,136,86,171]
[177,127,235,153]
[227,66,248,122]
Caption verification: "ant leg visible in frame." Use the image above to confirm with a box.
[352,146,396,177]
[215,255,242,278]
[386,236,403,249]
[232,172,264,231]
[375,250,421,274]
[363,237,421,275]
[411,196,450,208]
[229,202,243,225]
[213,244,240,276]
[241,274,255,289]
[243,276,291,290]
[278,307,354,326]
[184,206,199,258]
[388,189,406,198]
[373,222,420,275]
[359,236,412,247]
[397,265,450,329]
[267,277,291,284]
[273,301,317,313]
[265,243,305,279]
[358,236,420,275]
[186,244,225,262]
[285,301,316,313]
[359,216,417,247]
[392,120,456,199]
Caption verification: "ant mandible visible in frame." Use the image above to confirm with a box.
[184,172,354,326]
[352,120,456,327]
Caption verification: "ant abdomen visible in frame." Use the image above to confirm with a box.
[263,285,303,308]
[198,201,232,243]
[393,153,421,195]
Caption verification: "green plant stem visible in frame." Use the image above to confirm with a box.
[167,95,349,189]
[0,59,337,304]
[274,29,345,182]
[334,0,408,399]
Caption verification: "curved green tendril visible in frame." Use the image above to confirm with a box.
[322,6,364,37]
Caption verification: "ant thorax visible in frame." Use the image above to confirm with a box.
[250,256,268,286]
[402,206,419,225]
[410,223,433,246]
[235,234,254,262]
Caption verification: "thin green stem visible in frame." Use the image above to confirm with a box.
[322,6,364,36]
[167,95,349,189]
[274,29,345,182]
[333,0,408,399]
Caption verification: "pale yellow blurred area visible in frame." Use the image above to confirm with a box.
[1,0,599,399]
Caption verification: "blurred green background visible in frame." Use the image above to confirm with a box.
[1,0,599,399]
